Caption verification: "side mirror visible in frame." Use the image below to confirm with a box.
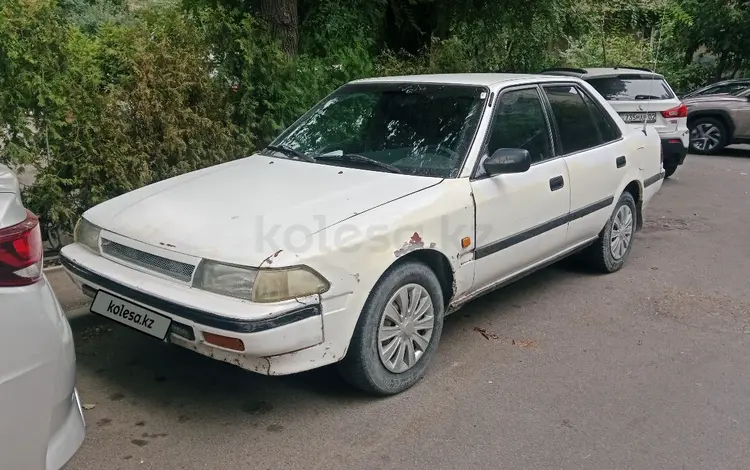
[483,148,532,176]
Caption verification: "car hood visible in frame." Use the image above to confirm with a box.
[85,155,442,265]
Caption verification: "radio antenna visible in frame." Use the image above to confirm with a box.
[644,21,663,135]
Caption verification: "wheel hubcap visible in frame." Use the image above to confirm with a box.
[377,284,435,373]
[610,205,634,260]
[690,123,721,151]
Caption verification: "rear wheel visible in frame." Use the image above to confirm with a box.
[339,261,444,395]
[689,117,728,155]
[581,192,637,273]
[664,163,678,178]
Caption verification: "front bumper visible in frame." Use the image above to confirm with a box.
[661,138,688,166]
[60,244,329,371]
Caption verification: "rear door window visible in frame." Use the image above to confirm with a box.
[577,88,622,142]
[543,85,606,154]
[586,77,674,101]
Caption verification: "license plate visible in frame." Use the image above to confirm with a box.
[90,291,172,340]
[620,112,657,123]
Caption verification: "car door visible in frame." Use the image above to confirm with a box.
[729,90,750,139]
[469,85,571,294]
[541,83,625,245]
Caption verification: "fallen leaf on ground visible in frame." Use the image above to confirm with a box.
[82,404,96,410]
[473,326,499,340]
[512,339,538,348]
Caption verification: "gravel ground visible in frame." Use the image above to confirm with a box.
[64,150,750,470]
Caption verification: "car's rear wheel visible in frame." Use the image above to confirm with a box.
[689,117,727,155]
[664,162,678,178]
[581,191,637,273]
[339,261,444,395]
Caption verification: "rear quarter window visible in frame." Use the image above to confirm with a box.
[586,77,674,101]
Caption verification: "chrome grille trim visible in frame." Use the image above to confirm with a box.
[101,239,195,282]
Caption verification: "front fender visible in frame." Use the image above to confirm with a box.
[272,178,476,358]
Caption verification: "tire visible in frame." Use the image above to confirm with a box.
[338,261,445,395]
[689,117,728,155]
[664,163,677,178]
[581,191,637,273]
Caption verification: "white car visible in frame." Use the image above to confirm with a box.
[61,74,664,395]
[0,164,85,468]
[541,67,689,178]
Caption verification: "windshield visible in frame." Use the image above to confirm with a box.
[587,77,674,101]
[263,82,487,178]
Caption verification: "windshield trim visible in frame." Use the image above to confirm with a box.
[264,81,491,179]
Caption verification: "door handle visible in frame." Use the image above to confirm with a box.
[549,175,564,191]
[616,156,626,168]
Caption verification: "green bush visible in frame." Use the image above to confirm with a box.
[2,0,749,246]
[1,0,244,242]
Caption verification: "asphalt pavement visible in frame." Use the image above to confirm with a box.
[64,150,750,470]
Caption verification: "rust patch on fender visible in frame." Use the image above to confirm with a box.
[394,232,425,257]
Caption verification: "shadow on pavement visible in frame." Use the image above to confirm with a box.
[713,145,750,158]
[69,259,590,422]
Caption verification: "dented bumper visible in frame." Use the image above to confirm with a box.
[60,244,327,370]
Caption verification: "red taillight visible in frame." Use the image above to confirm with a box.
[661,103,688,118]
[0,210,43,287]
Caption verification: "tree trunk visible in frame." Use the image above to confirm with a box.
[259,0,298,56]
[715,49,730,80]
[683,41,698,66]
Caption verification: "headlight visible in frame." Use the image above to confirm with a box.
[193,260,329,303]
[74,218,102,254]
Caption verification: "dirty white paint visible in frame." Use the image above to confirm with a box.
[60,73,664,377]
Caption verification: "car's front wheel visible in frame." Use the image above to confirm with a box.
[689,117,727,155]
[339,261,444,395]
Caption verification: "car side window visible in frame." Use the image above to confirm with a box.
[485,88,552,165]
[577,87,621,142]
[543,85,605,154]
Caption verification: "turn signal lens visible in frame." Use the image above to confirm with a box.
[203,332,245,351]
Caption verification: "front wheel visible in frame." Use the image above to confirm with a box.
[581,191,637,273]
[339,261,444,395]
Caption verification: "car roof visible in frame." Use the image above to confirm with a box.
[710,78,750,84]
[540,67,664,80]
[349,73,583,88]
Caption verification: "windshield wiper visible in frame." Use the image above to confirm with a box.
[315,153,403,174]
[634,94,661,100]
[265,144,316,163]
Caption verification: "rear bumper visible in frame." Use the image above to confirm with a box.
[661,138,688,166]
[47,388,85,470]
[0,278,85,470]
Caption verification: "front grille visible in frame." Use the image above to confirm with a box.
[101,239,195,282]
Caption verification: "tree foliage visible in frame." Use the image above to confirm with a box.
[1,0,749,243]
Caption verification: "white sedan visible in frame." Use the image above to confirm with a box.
[0,164,85,468]
[61,74,664,395]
